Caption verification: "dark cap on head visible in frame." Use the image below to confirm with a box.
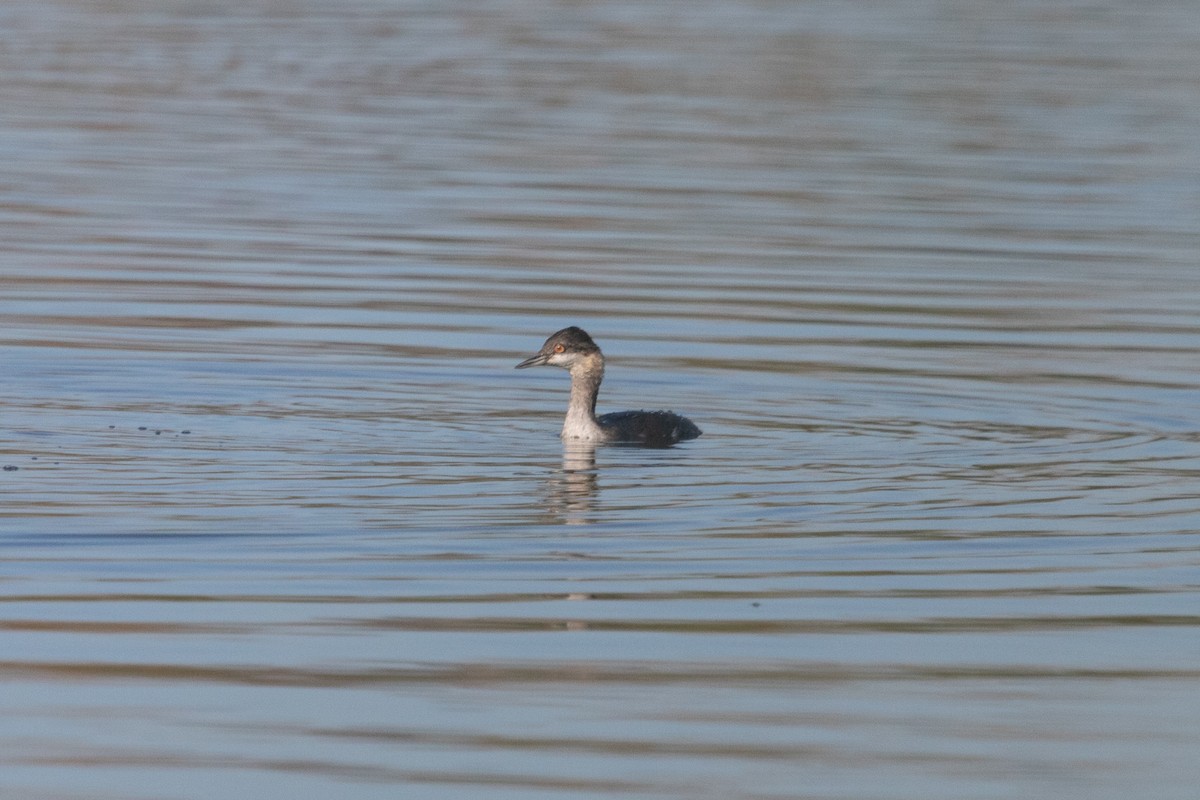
[543,326,598,354]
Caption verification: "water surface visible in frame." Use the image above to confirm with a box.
[2,2,1199,799]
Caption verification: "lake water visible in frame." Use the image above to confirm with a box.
[2,1,1199,798]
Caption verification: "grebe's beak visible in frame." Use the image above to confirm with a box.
[515,352,549,369]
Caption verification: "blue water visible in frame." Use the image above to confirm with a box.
[2,2,1199,798]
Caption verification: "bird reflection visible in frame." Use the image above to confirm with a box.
[541,441,598,524]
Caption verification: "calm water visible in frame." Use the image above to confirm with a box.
[2,1,1199,798]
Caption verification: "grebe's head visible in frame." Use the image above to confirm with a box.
[515,326,600,370]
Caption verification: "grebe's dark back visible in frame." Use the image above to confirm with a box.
[515,327,701,446]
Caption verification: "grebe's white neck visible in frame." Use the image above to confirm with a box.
[562,353,605,441]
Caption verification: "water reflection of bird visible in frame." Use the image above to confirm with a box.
[515,327,702,446]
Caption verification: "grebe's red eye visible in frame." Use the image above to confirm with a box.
[553,344,565,353]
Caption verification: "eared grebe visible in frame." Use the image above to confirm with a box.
[515,327,702,446]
